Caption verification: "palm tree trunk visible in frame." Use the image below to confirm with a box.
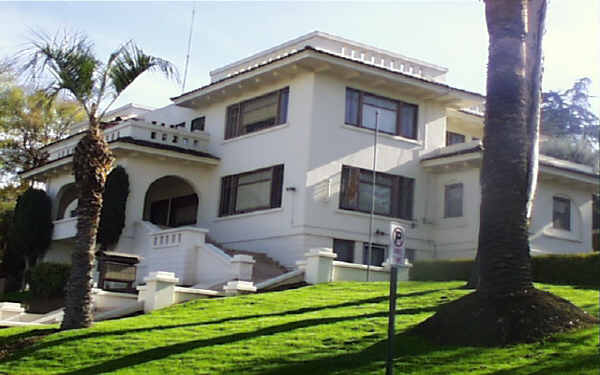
[61,120,113,330]
[477,0,538,297]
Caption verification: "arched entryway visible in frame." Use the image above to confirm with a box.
[143,176,199,228]
[55,183,78,220]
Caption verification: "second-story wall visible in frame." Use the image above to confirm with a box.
[301,72,450,260]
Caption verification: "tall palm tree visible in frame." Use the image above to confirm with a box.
[477,0,546,296]
[21,31,178,329]
[415,0,597,346]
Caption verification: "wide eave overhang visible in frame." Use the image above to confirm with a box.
[20,137,220,179]
[171,46,484,110]
[421,145,599,187]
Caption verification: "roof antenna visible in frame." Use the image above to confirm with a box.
[182,2,196,94]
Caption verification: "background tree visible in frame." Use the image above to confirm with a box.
[414,0,597,346]
[541,77,599,146]
[97,166,130,251]
[20,30,178,329]
[12,188,53,289]
[0,86,84,183]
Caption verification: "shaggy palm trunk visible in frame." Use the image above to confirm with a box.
[477,0,545,297]
[61,120,113,330]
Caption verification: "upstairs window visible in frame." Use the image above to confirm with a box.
[225,88,289,139]
[446,131,465,146]
[444,183,463,218]
[345,88,418,139]
[219,165,284,216]
[340,165,414,220]
[191,116,205,132]
[553,196,571,231]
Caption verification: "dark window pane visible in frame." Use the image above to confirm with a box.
[446,131,466,146]
[593,194,599,230]
[278,88,289,124]
[191,117,205,131]
[400,104,418,139]
[405,249,416,264]
[362,244,386,266]
[169,194,198,227]
[219,165,284,216]
[340,165,414,220]
[345,89,360,125]
[333,239,354,263]
[553,197,571,230]
[225,105,240,139]
[150,199,170,226]
[444,183,463,218]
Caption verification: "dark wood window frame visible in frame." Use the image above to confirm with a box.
[345,87,418,140]
[191,116,205,132]
[362,243,387,266]
[219,164,284,217]
[339,165,414,220]
[225,87,289,140]
[446,131,466,146]
[553,196,571,231]
[149,193,198,228]
[333,239,355,263]
[444,183,464,218]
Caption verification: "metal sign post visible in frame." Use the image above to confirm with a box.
[386,222,405,375]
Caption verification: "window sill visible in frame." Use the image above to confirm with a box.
[222,123,289,144]
[214,207,284,222]
[436,216,468,229]
[342,124,422,146]
[542,228,582,243]
[335,208,415,227]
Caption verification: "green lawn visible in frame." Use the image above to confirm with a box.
[0,282,598,375]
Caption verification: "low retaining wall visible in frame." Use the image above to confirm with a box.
[300,248,410,284]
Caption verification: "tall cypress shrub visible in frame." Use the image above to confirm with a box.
[12,187,53,287]
[97,166,129,250]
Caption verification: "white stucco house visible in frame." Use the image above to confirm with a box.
[21,31,599,292]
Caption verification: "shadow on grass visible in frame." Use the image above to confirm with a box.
[235,332,486,375]
[5,287,447,362]
[56,306,439,375]
[249,327,600,375]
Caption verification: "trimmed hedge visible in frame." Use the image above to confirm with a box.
[410,252,600,286]
[409,259,473,282]
[29,262,71,298]
[531,253,600,286]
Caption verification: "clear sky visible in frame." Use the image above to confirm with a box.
[1,1,598,113]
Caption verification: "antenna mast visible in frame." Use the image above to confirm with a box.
[182,3,196,93]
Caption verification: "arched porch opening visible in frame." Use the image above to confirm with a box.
[143,176,199,228]
[55,183,78,220]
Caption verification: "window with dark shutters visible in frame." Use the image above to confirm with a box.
[339,165,414,220]
[225,88,289,140]
[218,165,284,216]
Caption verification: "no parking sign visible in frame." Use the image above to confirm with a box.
[389,222,405,266]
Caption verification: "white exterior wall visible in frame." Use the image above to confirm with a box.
[301,73,446,261]
[530,178,594,254]
[39,44,597,277]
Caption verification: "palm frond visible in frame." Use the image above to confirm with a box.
[20,30,99,116]
[108,41,179,96]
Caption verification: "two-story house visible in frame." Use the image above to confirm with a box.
[22,31,599,290]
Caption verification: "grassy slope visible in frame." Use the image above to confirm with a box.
[0,282,597,375]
